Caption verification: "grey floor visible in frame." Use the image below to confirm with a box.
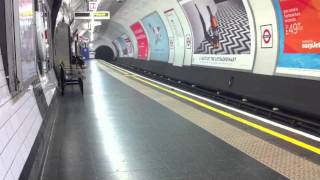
[42,62,286,180]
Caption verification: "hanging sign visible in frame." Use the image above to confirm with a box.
[74,11,110,20]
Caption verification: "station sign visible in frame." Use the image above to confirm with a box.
[88,2,98,11]
[74,11,110,20]
[185,34,192,49]
[88,0,98,11]
[260,24,273,48]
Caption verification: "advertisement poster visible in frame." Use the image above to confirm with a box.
[178,0,255,70]
[19,0,37,82]
[142,12,170,62]
[130,22,149,60]
[120,34,134,57]
[35,12,46,62]
[113,39,123,57]
[115,34,134,57]
[164,9,185,66]
[274,0,320,77]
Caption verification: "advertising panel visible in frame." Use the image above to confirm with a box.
[130,22,149,60]
[113,39,123,57]
[142,12,170,62]
[116,36,127,57]
[274,0,320,78]
[178,0,255,70]
[119,34,134,57]
[19,0,37,82]
[164,9,185,66]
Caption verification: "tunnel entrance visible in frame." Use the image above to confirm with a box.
[95,46,115,61]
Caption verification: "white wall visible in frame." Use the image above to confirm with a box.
[0,51,43,180]
[0,28,57,179]
[249,0,278,75]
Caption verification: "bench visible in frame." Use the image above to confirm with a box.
[58,64,84,95]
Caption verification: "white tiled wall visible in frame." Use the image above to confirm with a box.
[40,70,57,106]
[0,52,10,107]
[0,51,44,180]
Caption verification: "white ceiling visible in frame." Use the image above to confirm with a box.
[55,0,187,53]
[90,0,185,51]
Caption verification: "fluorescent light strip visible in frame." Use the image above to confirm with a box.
[102,61,320,143]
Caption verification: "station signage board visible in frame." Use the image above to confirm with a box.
[89,2,98,11]
[260,24,273,48]
[74,11,110,20]
[88,0,98,11]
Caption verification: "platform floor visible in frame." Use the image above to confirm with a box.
[41,61,319,180]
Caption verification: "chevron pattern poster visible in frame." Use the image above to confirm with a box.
[178,0,255,71]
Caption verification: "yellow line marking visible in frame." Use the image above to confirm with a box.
[98,61,320,155]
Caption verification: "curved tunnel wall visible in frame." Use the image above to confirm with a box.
[102,0,320,119]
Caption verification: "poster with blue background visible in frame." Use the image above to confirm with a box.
[142,12,170,62]
[116,36,129,57]
[274,0,320,78]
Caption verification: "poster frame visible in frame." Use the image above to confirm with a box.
[272,0,320,81]
[177,0,257,72]
[119,33,134,57]
[141,11,170,62]
[130,21,150,60]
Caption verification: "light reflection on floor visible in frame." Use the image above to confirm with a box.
[90,61,128,176]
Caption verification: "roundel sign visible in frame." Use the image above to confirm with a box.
[185,34,192,49]
[263,29,271,44]
[260,24,273,48]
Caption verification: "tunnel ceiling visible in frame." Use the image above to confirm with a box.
[55,0,163,47]
[55,0,127,39]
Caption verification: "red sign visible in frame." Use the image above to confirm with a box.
[130,22,149,60]
[88,2,97,11]
[260,24,273,48]
[279,0,320,53]
[263,29,271,44]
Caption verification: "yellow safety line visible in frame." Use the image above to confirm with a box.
[99,61,320,155]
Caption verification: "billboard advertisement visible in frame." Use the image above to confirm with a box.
[178,0,255,71]
[274,0,320,78]
[130,22,149,60]
[164,9,185,66]
[113,39,123,57]
[120,34,134,57]
[19,0,37,82]
[116,34,134,57]
[142,12,170,62]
